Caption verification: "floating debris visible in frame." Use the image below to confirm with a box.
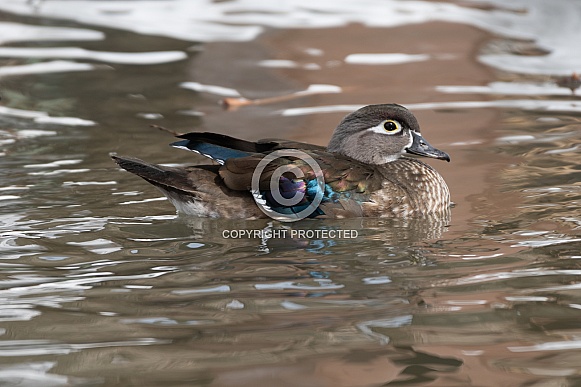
[220,84,342,111]
[555,72,581,94]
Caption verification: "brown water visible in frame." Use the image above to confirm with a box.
[1,1,581,386]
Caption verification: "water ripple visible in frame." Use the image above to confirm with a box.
[0,338,169,357]
[0,21,103,44]
[0,60,100,77]
[455,269,581,286]
[279,100,581,116]
[0,104,96,125]
[0,47,186,64]
[1,0,577,76]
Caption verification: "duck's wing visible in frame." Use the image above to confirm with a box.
[114,133,381,218]
[171,132,326,164]
[111,155,263,218]
[219,149,384,218]
[112,155,220,195]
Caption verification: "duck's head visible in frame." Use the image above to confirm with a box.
[327,104,450,165]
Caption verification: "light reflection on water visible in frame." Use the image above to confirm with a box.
[1,0,581,385]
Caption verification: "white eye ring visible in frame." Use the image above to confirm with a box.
[382,120,402,133]
[366,120,404,135]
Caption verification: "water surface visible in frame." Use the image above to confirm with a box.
[1,0,581,386]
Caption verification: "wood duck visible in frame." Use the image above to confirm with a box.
[112,104,451,220]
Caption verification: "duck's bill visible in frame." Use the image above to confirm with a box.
[406,131,450,162]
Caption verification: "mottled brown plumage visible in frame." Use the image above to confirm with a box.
[113,104,451,219]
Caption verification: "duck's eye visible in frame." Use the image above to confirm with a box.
[383,120,402,133]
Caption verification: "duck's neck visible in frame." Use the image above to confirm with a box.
[327,144,403,165]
